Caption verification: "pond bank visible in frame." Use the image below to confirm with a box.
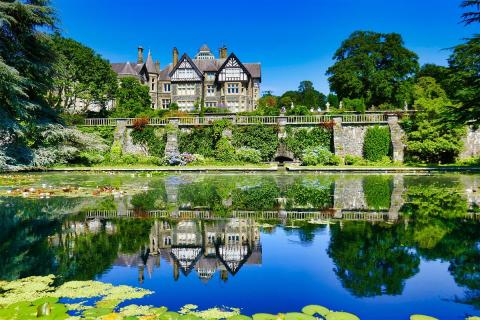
[12,164,480,173]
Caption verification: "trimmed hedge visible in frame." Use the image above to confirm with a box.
[363,126,391,161]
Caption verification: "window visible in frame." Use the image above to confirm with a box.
[162,99,170,109]
[176,68,196,79]
[227,83,239,94]
[206,72,216,81]
[178,100,195,111]
[163,83,171,92]
[205,102,217,107]
[177,83,195,95]
[151,78,155,91]
[207,85,215,96]
[151,102,156,109]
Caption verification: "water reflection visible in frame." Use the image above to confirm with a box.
[1,173,480,318]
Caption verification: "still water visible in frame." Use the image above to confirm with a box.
[0,173,479,320]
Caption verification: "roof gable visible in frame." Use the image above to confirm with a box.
[217,53,251,82]
[169,53,203,82]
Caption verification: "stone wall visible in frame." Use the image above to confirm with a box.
[460,127,480,159]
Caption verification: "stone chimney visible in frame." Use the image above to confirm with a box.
[155,60,160,72]
[137,46,144,64]
[219,46,228,59]
[173,47,179,66]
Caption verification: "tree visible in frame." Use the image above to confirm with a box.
[417,64,452,97]
[110,77,152,118]
[0,0,58,167]
[402,77,466,163]
[461,0,480,25]
[47,35,118,115]
[327,93,339,108]
[326,31,419,108]
[447,36,480,126]
[298,80,326,108]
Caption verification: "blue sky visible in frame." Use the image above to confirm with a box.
[53,0,478,95]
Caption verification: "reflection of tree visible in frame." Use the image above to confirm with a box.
[178,177,235,212]
[0,197,84,280]
[327,222,420,297]
[131,181,167,211]
[285,177,334,209]
[283,221,327,244]
[402,180,480,309]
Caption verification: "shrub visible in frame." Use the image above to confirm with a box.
[77,126,115,145]
[285,127,332,159]
[76,151,105,165]
[232,125,279,161]
[179,127,216,157]
[363,126,391,162]
[344,155,363,165]
[302,146,337,166]
[344,98,366,113]
[169,102,179,111]
[164,152,197,166]
[286,105,311,115]
[132,117,149,131]
[215,137,236,162]
[109,141,122,162]
[236,147,262,163]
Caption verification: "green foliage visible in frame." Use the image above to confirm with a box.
[130,127,166,158]
[77,126,115,145]
[286,105,311,115]
[169,102,179,111]
[286,177,334,209]
[110,77,152,118]
[215,137,236,162]
[363,176,393,210]
[326,31,419,108]
[363,126,391,161]
[302,146,339,166]
[48,35,117,115]
[236,147,262,163]
[327,94,340,109]
[344,155,363,165]
[179,128,216,157]
[447,36,480,126]
[232,178,280,210]
[343,98,366,113]
[232,125,279,161]
[285,127,332,159]
[403,77,466,163]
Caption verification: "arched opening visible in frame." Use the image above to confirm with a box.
[274,156,294,163]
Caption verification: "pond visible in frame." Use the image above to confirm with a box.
[0,172,479,320]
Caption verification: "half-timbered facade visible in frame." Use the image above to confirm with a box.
[111,45,261,113]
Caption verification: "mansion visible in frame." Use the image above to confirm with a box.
[111,45,262,113]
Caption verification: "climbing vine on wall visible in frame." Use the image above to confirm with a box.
[232,125,279,161]
[130,127,166,157]
[284,127,332,159]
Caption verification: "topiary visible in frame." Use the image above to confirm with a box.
[363,125,391,161]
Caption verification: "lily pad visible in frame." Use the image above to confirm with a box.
[228,316,253,320]
[301,305,331,317]
[410,315,439,320]
[32,297,59,306]
[466,317,480,320]
[253,313,280,320]
[325,311,360,320]
[285,312,317,320]
[83,307,115,318]
[158,311,183,320]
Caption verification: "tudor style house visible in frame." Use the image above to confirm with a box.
[111,45,262,113]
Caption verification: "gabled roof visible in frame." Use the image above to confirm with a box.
[168,53,204,80]
[159,64,173,81]
[217,53,252,78]
[119,62,138,76]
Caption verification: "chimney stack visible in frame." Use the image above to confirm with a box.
[173,47,179,66]
[155,60,160,72]
[219,46,228,59]
[137,46,144,64]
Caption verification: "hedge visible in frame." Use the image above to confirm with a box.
[363,125,391,161]
[232,125,279,161]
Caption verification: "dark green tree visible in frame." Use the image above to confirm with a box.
[447,36,480,126]
[110,77,152,118]
[47,35,118,115]
[402,77,466,163]
[0,0,58,166]
[461,0,480,25]
[326,31,419,108]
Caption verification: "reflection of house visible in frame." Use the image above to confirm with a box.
[148,218,262,282]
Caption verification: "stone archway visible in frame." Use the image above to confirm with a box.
[274,143,295,163]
